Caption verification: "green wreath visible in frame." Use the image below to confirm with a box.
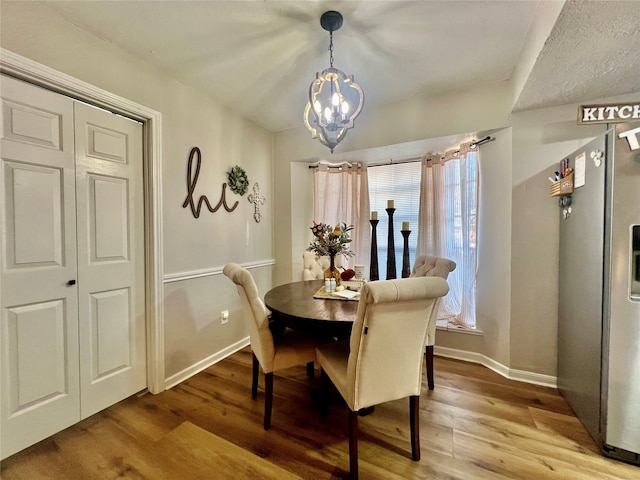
[227,165,249,196]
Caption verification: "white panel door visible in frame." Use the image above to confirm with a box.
[74,102,146,419]
[0,74,80,458]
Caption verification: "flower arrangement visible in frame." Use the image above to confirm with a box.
[307,222,355,258]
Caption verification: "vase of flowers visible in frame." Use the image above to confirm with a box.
[326,253,341,286]
[308,222,354,286]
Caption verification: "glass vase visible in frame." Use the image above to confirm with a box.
[324,254,341,286]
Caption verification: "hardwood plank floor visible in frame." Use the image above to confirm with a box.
[2,347,638,479]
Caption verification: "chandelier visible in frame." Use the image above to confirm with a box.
[304,11,364,153]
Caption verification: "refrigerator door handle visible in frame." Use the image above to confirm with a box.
[632,226,640,299]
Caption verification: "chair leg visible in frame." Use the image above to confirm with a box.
[252,352,259,398]
[426,345,435,390]
[264,372,273,430]
[348,409,359,480]
[307,361,315,378]
[410,395,420,461]
[319,368,332,416]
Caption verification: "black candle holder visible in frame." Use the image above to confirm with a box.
[369,219,379,281]
[386,208,396,280]
[401,229,411,278]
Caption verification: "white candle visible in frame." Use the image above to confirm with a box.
[402,221,410,230]
[387,200,394,208]
[371,211,378,220]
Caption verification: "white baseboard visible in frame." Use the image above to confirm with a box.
[163,339,557,391]
[508,368,557,388]
[164,337,250,390]
[434,346,557,388]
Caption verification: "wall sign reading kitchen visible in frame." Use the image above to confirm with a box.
[578,103,640,156]
[578,102,640,125]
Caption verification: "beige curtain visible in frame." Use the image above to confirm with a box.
[416,142,478,328]
[313,162,370,269]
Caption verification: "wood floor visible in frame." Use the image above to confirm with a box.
[2,347,638,479]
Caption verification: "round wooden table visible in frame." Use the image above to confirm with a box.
[264,280,358,338]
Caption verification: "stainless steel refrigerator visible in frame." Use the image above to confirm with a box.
[557,121,640,465]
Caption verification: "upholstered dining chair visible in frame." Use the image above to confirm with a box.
[410,255,457,390]
[223,263,319,430]
[302,251,342,280]
[315,276,450,479]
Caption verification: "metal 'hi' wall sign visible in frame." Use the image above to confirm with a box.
[181,147,265,222]
[182,147,239,218]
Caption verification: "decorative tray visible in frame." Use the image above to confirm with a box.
[313,287,360,301]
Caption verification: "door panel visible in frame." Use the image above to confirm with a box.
[91,288,132,379]
[6,300,68,409]
[1,74,80,459]
[1,98,64,151]
[74,102,145,419]
[90,174,129,260]
[87,123,128,163]
[4,162,63,267]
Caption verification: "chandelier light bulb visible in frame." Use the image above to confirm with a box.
[324,107,332,122]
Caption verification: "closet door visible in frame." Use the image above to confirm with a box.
[1,75,147,459]
[0,74,80,459]
[74,102,146,418]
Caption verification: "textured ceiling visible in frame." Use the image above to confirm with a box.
[514,0,640,111]
[37,0,640,133]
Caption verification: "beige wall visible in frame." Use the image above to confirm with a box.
[275,81,640,378]
[4,2,640,382]
[273,80,512,287]
[274,83,516,369]
[474,129,513,367]
[508,97,636,375]
[1,3,274,381]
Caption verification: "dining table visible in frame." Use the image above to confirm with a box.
[264,279,360,339]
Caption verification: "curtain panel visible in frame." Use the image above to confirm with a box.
[417,142,478,328]
[312,162,371,270]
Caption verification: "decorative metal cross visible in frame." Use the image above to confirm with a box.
[247,182,266,223]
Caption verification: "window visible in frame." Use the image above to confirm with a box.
[436,153,477,328]
[368,149,478,329]
[368,162,421,277]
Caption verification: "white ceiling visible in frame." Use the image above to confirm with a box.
[40,0,640,135]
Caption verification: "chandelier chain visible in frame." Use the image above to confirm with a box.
[328,31,334,68]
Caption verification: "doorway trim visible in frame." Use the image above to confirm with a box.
[0,48,165,394]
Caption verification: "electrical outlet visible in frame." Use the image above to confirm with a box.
[221,310,229,325]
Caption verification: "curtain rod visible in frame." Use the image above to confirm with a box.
[308,136,494,169]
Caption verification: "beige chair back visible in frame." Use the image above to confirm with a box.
[346,277,449,410]
[410,255,456,279]
[409,255,456,347]
[223,263,276,372]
